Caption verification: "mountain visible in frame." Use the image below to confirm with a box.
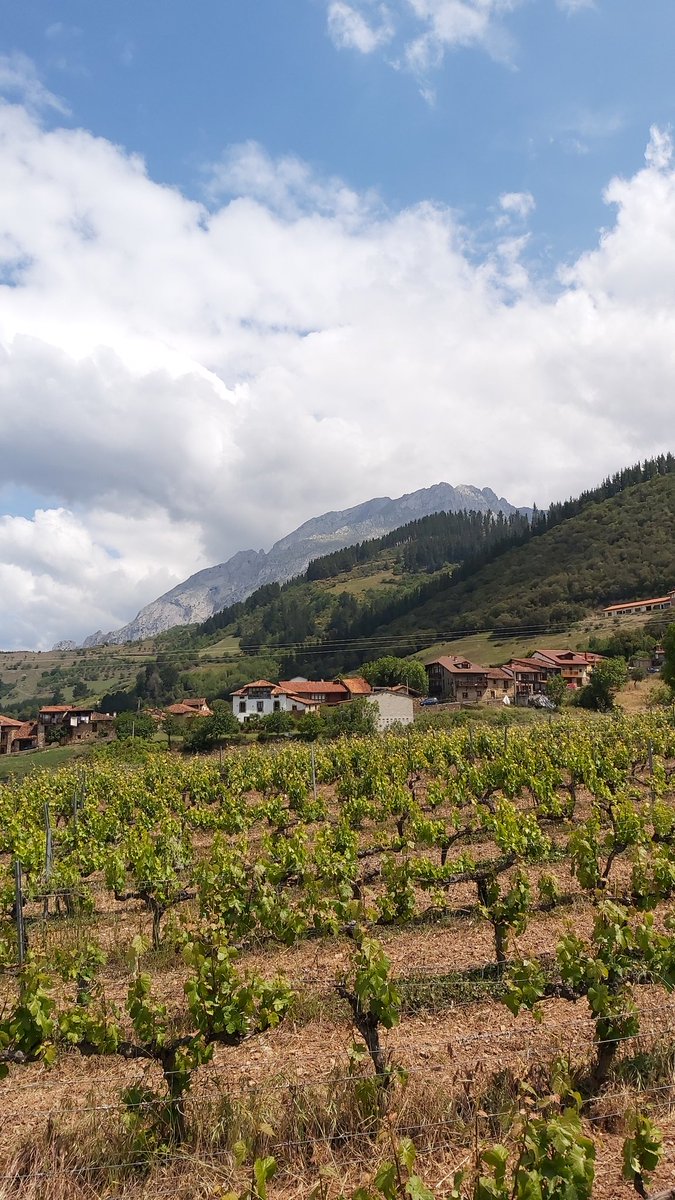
[197,455,675,683]
[82,483,523,646]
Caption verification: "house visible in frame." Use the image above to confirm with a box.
[529,649,603,690]
[231,676,371,724]
[603,590,675,619]
[38,705,115,744]
[231,680,321,724]
[425,657,511,704]
[367,690,414,731]
[165,698,213,722]
[277,678,371,706]
[339,677,373,697]
[0,714,23,754]
[10,722,40,753]
[503,658,550,704]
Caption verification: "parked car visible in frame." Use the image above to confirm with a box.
[420,697,439,706]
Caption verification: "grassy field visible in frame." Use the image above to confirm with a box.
[0,743,93,781]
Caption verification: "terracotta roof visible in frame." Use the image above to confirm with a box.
[426,656,489,676]
[14,722,37,739]
[231,680,277,696]
[278,680,348,695]
[486,667,512,680]
[283,694,317,707]
[0,714,23,727]
[506,659,549,674]
[91,711,115,721]
[339,677,372,695]
[532,649,602,668]
[39,705,97,715]
[180,698,208,707]
[166,703,212,717]
[604,595,673,612]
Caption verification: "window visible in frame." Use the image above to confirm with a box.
[239,702,246,713]
[462,691,469,699]
[256,701,264,713]
[273,700,280,711]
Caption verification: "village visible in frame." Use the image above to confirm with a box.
[0,638,664,758]
[0,586,671,758]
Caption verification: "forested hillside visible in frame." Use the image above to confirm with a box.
[377,468,675,641]
[152,456,675,683]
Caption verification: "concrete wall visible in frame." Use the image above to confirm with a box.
[366,691,414,731]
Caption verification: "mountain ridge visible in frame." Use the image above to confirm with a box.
[81,482,525,646]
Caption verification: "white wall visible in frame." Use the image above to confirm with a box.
[366,691,414,731]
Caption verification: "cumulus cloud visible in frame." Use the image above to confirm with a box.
[0,51,69,114]
[325,0,595,79]
[1,100,675,647]
[327,2,394,53]
[498,191,536,220]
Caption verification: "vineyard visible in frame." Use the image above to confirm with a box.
[2,717,675,1198]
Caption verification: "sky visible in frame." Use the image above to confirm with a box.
[2,1,675,649]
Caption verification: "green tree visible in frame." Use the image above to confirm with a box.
[115,710,156,741]
[322,696,377,737]
[162,713,181,750]
[259,709,295,735]
[296,711,324,740]
[361,656,428,694]
[183,703,239,752]
[577,657,628,712]
[545,674,568,708]
[72,680,88,700]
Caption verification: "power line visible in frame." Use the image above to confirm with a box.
[0,618,606,671]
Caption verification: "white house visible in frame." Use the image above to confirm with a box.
[366,690,414,731]
[231,680,319,723]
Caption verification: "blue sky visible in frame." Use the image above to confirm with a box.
[9,1,675,260]
[2,0,675,647]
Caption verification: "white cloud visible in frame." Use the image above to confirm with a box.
[499,191,536,219]
[0,51,69,115]
[327,2,394,53]
[556,0,594,12]
[645,124,673,171]
[205,141,372,222]
[325,0,596,79]
[405,0,520,69]
[1,100,675,647]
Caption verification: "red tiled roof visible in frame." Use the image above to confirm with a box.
[339,677,372,695]
[0,714,22,727]
[604,596,673,612]
[39,705,97,715]
[231,680,277,696]
[91,712,115,722]
[14,722,37,739]
[486,667,512,680]
[278,680,348,695]
[426,656,489,675]
[531,649,595,667]
[506,659,549,674]
[166,703,212,717]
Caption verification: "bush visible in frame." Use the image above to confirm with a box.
[575,658,628,712]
